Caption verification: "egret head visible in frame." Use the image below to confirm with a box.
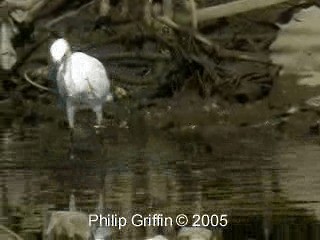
[50,38,71,63]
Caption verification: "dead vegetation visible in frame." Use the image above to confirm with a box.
[0,0,315,104]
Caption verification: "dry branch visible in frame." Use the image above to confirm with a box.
[111,73,155,86]
[4,0,36,10]
[44,0,95,28]
[26,0,51,22]
[24,71,53,92]
[105,52,170,61]
[179,0,297,24]
[189,0,198,30]
[156,16,272,64]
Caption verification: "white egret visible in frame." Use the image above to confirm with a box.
[49,38,112,128]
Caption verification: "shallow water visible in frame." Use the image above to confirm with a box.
[0,104,320,240]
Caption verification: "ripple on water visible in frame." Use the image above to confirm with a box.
[1,110,320,238]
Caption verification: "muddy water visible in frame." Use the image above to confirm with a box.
[1,102,320,240]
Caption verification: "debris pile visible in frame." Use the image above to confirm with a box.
[0,0,314,104]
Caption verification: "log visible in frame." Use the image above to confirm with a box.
[179,0,298,24]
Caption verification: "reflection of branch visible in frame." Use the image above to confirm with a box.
[0,224,24,240]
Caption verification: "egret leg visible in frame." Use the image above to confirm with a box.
[66,100,75,128]
[93,105,103,126]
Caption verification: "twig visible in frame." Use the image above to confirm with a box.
[0,224,24,240]
[23,71,54,93]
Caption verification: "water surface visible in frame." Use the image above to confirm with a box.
[0,104,320,240]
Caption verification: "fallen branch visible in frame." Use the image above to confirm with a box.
[12,35,50,72]
[110,73,155,86]
[189,0,198,30]
[180,0,297,24]
[44,0,95,28]
[156,16,272,64]
[26,0,51,23]
[104,52,170,61]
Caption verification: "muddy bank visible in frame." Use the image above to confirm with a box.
[1,1,320,138]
